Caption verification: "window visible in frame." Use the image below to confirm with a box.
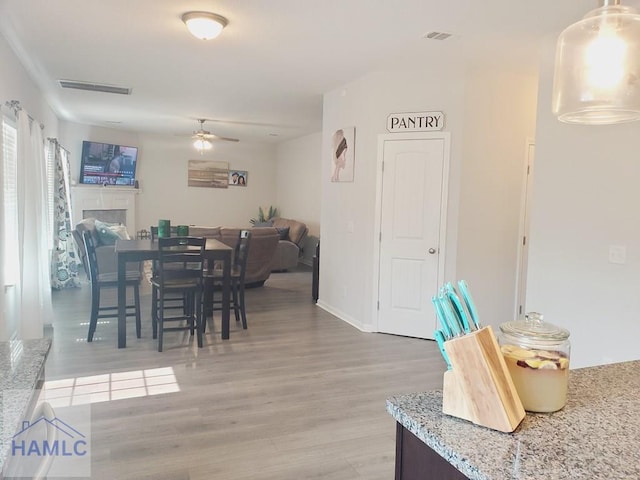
[46,143,55,250]
[2,119,19,285]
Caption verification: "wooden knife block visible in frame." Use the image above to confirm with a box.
[442,326,525,433]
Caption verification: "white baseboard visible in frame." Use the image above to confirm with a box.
[315,301,374,333]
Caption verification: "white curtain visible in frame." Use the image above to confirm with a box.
[16,110,52,338]
[0,109,5,339]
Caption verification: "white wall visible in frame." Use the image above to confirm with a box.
[275,132,322,236]
[319,67,466,330]
[457,67,538,329]
[60,122,278,232]
[0,34,59,341]
[319,65,537,334]
[526,42,640,368]
[0,35,59,139]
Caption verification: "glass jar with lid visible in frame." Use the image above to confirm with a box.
[499,312,570,413]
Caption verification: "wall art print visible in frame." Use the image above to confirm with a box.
[331,126,355,182]
[188,160,229,188]
[229,170,248,186]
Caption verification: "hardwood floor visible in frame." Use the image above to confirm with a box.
[47,266,445,479]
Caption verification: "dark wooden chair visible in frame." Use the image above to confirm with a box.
[151,236,206,352]
[205,230,252,330]
[82,232,141,342]
[150,225,186,319]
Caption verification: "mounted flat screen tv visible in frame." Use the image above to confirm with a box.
[79,140,138,186]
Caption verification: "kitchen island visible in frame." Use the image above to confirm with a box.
[387,360,640,480]
[0,338,51,473]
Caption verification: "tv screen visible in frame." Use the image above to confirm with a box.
[79,140,138,186]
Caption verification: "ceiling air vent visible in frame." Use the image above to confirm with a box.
[59,80,132,95]
[423,31,452,41]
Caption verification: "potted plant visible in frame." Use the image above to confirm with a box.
[250,206,278,226]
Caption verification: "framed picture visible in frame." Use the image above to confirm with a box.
[188,160,229,188]
[229,170,248,186]
[331,126,355,182]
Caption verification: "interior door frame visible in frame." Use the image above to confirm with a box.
[372,132,451,333]
[514,138,535,319]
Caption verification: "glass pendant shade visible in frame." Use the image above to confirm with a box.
[552,2,640,125]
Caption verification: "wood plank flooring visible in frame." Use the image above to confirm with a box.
[47,266,446,479]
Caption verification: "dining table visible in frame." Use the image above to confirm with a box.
[114,238,233,348]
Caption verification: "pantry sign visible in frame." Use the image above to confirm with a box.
[386,111,445,132]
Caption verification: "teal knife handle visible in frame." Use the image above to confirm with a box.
[438,293,463,337]
[457,280,481,329]
[431,296,452,339]
[434,330,452,369]
[445,283,471,334]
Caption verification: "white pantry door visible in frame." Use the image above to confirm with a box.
[377,134,449,339]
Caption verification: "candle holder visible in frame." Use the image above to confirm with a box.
[158,219,171,238]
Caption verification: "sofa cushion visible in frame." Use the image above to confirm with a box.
[253,220,274,227]
[188,226,221,238]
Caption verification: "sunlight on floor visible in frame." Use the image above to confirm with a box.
[42,367,180,407]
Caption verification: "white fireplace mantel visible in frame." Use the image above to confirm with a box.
[71,184,140,232]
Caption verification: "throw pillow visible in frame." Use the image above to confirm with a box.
[275,227,290,241]
[109,224,131,240]
[94,220,120,245]
[94,220,130,245]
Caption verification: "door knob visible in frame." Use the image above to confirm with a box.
[428,248,437,254]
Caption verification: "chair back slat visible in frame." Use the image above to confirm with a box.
[157,237,206,284]
[82,231,100,284]
[235,230,252,283]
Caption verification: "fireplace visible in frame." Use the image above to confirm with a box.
[83,209,127,225]
[71,185,139,231]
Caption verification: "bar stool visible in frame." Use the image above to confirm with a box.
[151,236,206,352]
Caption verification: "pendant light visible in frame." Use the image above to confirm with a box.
[552,0,640,125]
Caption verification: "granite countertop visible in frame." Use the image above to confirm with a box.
[0,338,51,471]
[387,360,640,480]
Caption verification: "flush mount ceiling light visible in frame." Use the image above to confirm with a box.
[182,11,228,40]
[552,0,640,125]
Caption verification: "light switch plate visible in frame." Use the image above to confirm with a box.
[609,245,626,265]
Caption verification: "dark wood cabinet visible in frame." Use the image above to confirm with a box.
[395,423,468,480]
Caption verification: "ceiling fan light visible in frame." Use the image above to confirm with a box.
[552,1,640,125]
[193,138,213,152]
[182,12,227,40]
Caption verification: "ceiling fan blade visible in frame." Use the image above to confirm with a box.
[213,136,240,143]
[181,119,240,143]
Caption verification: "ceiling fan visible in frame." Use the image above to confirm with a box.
[191,119,239,153]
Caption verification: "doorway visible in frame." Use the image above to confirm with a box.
[374,133,450,339]
[515,141,535,318]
